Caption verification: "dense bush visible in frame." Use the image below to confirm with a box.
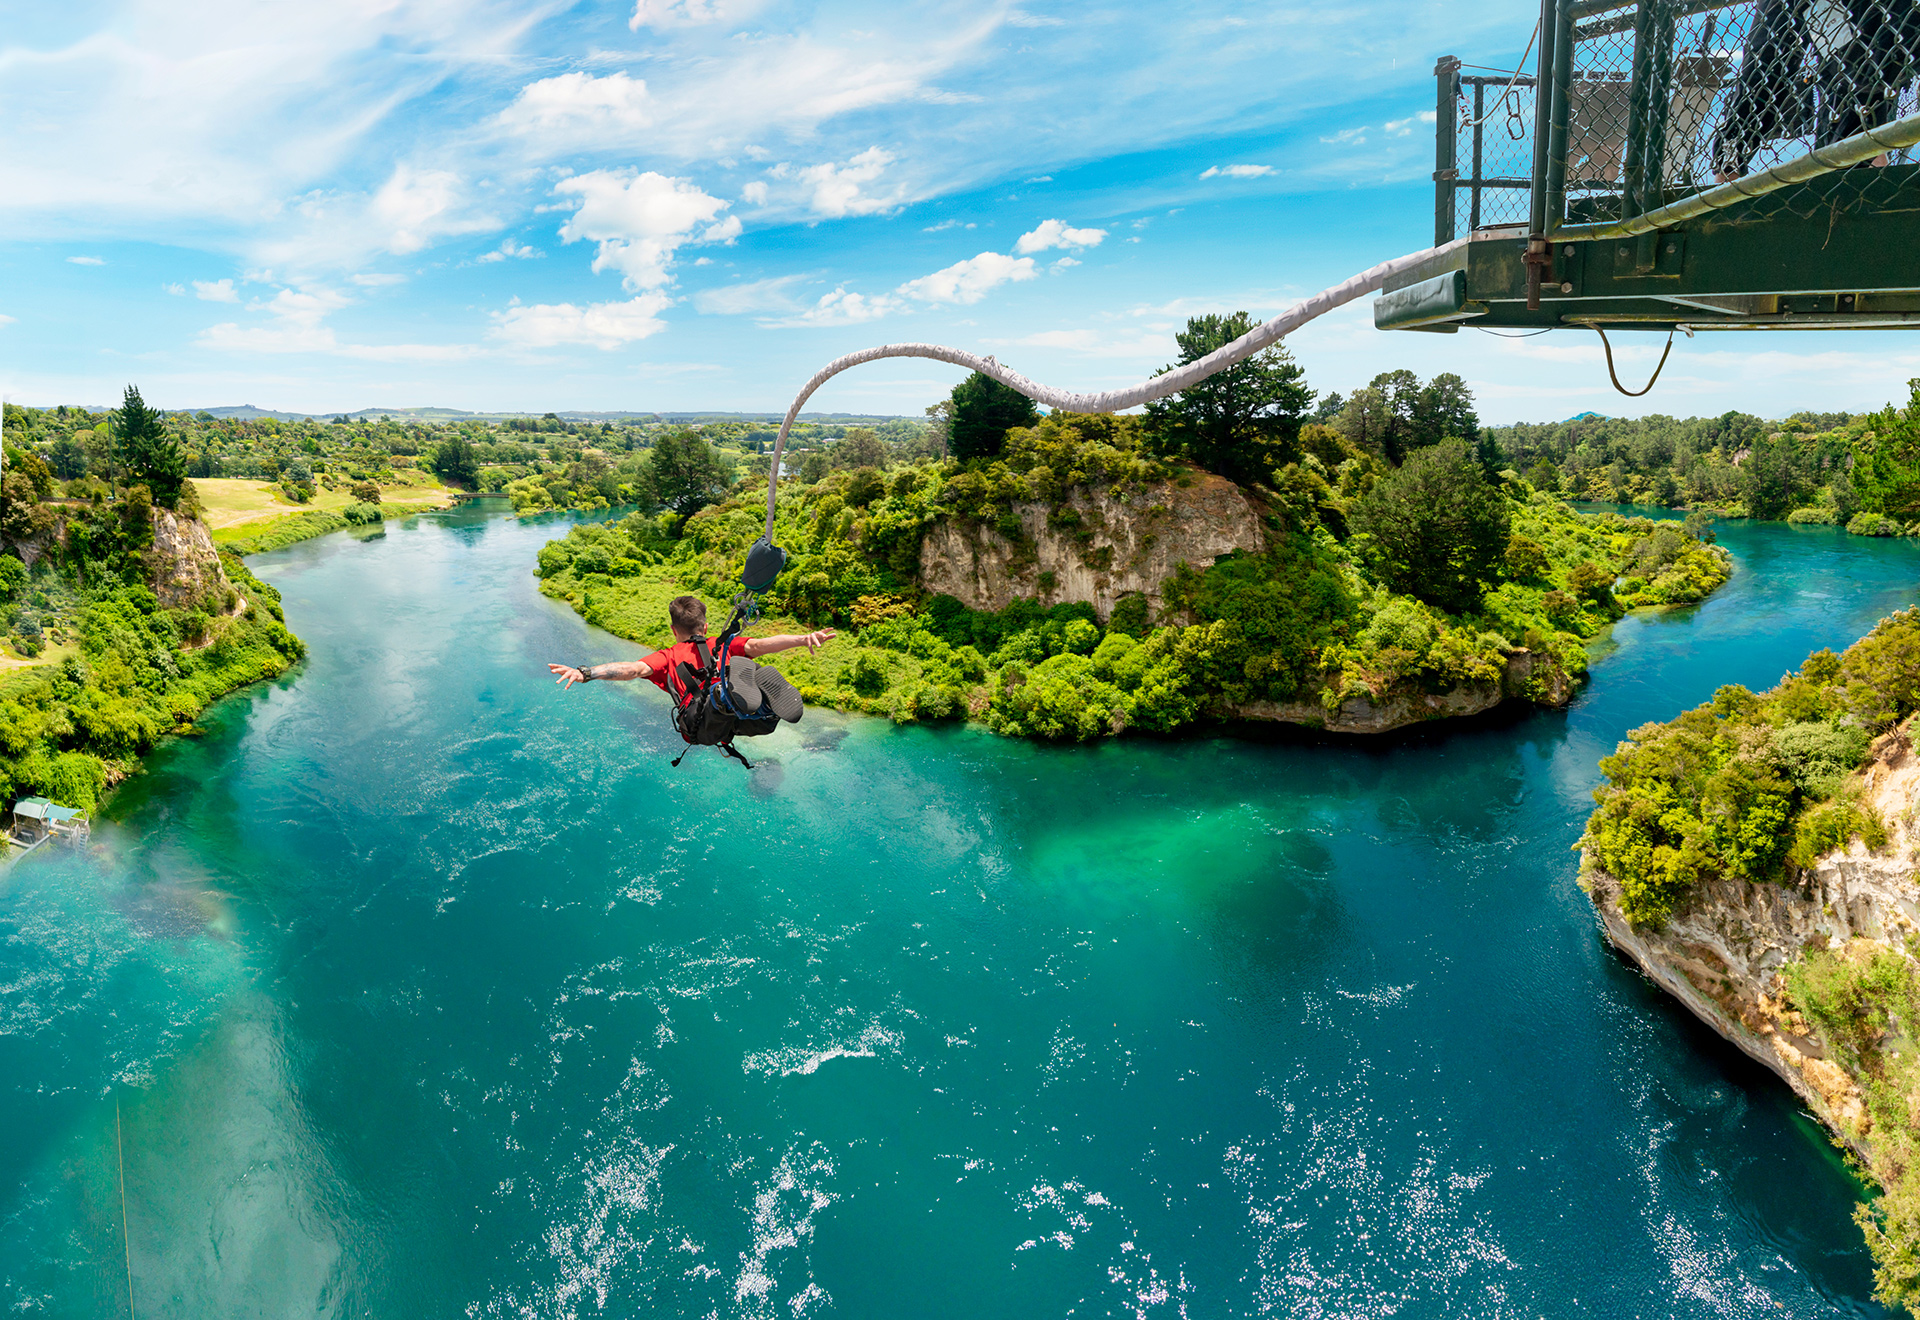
[1584,610,1920,928]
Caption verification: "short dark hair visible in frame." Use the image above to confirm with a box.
[669,596,707,635]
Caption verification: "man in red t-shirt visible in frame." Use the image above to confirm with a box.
[548,594,832,722]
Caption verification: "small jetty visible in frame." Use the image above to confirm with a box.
[5,797,90,865]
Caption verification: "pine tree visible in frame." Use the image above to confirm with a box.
[1144,313,1311,483]
[115,385,188,506]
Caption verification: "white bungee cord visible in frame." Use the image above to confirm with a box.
[759,236,1469,540]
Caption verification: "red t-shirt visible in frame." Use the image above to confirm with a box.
[641,636,749,700]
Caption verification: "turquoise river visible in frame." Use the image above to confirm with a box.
[5,505,1920,1318]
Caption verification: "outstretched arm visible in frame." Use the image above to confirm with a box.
[548,659,654,689]
[742,629,836,659]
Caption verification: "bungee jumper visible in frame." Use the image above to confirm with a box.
[549,542,832,769]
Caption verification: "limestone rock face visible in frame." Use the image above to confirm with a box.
[148,508,232,609]
[916,473,1262,621]
[1587,723,1920,1161]
[1225,647,1575,734]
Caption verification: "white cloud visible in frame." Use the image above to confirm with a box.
[741,181,769,206]
[67,256,105,266]
[477,238,543,264]
[490,294,673,349]
[782,147,901,218]
[1050,256,1079,271]
[163,283,186,296]
[693,275,807,315]
[1199,164,1273,179]
[196,281,469,359]
[192,278,239,302]
[1006,9,1065,25]
[897,251,1037,305]
[555,169,734,290]
[922,219,976,232]
[351,272,408,286]
[373,165,490,256]
[0,314,15,327]
[773,287,905,327]
[1014,218,1107,254]
[630,0,755,29]
[498,70,651,137]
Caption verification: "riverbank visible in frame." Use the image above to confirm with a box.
[1580,608,1920,1315]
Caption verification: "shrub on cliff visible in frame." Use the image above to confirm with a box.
[1352,440,1511,614]
[1584,610,1920,928]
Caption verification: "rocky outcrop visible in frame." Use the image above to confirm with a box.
[1586,723,1920,1159]
[917,473,1262,621]
[148,508,233,609]
[1226,647,1577,734]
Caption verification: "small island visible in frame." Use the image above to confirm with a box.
[531,334,1732,741]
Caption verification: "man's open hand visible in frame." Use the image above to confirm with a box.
[803,629,836,652]
[549,663,586,689]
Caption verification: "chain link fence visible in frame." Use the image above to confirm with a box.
[1440,0,1919,242]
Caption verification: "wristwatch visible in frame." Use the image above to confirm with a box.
[577,664,595,681]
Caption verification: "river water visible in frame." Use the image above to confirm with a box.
[4,507,1919,1318]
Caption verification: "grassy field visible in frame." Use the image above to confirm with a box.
[195,474,448,530]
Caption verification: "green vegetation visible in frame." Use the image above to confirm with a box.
[0,398,934,525]
[0,457,305,811]
[535,343,1731,741]
[1488,379,1920,535]
[1582,612,1920,928]
[949,372,1039,462]
[1144,311,1311,483]
[1778,942,1920,1315]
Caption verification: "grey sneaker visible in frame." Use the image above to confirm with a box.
[728,658,804,723]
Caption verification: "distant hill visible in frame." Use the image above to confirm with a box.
[167,406,918,424]
[1566,411,1608,422]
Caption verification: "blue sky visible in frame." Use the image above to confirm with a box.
[4,0,1914,423]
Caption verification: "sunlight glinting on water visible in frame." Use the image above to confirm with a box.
[3,506,1915,1317]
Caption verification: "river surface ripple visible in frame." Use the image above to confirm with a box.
[4,507,1919,1318]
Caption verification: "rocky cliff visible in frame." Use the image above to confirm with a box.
[149,508,236,610]
[1585,722,1920,1160]
[1227,647,1577,734]
[917,472,1262,621]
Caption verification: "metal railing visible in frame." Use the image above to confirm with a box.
[1436,0,1920,244]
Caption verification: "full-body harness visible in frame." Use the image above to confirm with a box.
[666,538,792,770]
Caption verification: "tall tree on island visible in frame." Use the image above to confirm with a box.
[1144,312,1311,484]
[115,385,188,506]
[949,372,1039,461]
[1352,439,1511,614]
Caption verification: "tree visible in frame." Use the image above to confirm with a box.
[1740,431,1801,520]
[1143,312,1311,483]
[1352,439,1512,614]
[431,431,481,488]
[1336,388,1392,457]
[47,433,87,480]
[642,428,733,524]
[833,427,890,469]
[1313,391,1346,423]
[115,385,188,505]
[1411,373,1480,450]
[799,451,831,484]
[950,372,1039,461]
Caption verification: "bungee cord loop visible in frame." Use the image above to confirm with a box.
[759,236,1472,540]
